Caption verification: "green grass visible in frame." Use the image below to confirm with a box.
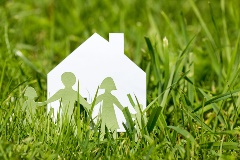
[1,0,240,159]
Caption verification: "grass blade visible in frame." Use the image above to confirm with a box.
[122,107,134,133]
[194,88,240,112]
[15,50,46,78]
[200,142,239,150]
[168,126,197,145]
[147,105,161,134]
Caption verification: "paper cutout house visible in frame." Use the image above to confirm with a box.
[47,33,146,131]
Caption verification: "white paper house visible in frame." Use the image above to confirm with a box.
[47,33,146,131]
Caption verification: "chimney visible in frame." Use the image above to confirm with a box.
[109,33,124,54]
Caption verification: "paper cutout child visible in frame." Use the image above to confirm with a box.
[22,87,42,122]
[95,77,124,140]
[46,72,90,123]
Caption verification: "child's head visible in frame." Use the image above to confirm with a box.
[100,77,117,92]
[24,87,37,99]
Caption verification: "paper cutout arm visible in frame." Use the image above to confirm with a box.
[46,90,63,104]
[78,94,90,111]
[112,96,125,111]
[94,94,104,105]
[37,102,47,106]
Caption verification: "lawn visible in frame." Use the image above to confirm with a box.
[0,0,240,159]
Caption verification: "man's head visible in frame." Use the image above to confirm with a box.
[61,72,76,87]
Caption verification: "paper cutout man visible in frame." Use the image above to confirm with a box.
[46,72,90,123]
[94,77,125,140]
[22,87,41,122]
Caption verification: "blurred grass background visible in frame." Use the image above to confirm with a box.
[1,0,240,93]
[1,0,240,159]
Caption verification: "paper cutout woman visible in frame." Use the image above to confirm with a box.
[95,77,124,140]
[22,87,42,122]
[46,72,90,122]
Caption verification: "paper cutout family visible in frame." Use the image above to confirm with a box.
[23,33,146,139]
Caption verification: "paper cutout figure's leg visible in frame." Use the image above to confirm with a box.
[100,123,105,141]
[113,131,117,139]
